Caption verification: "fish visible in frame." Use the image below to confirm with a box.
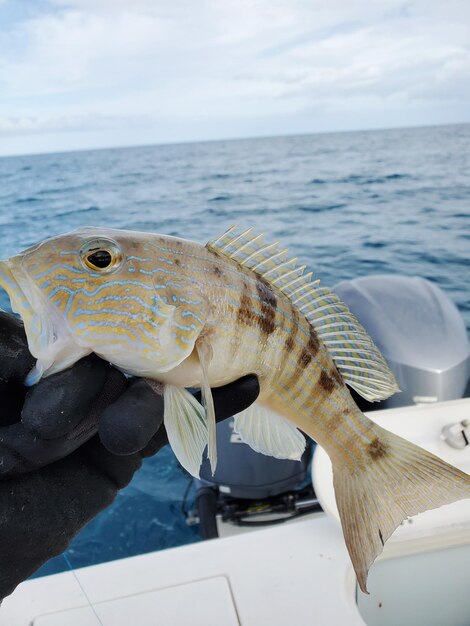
[0,225,469,592]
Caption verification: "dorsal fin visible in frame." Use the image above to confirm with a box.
[207,226,399,401]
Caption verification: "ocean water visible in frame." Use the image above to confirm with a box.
[0,123,469,576]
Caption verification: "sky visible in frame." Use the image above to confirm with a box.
[0,0,469,156]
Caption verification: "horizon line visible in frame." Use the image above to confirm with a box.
[0,119,469,161]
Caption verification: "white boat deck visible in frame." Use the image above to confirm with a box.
[1,515,361,626]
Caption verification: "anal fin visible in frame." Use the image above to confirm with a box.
[234,403,306,461]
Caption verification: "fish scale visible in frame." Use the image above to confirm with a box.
[0,224,469,595]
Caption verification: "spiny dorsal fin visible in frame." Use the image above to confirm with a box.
[207,226,399,401]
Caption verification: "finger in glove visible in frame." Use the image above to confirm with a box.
[0,363,128,477]
[98,379,164,456]
[22,355,116,439]
[0,311,34,383]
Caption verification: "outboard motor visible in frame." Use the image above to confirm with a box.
[334,275,470,408]
[191,421,318,538]
[189,275,470,539]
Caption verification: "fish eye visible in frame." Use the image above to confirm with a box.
[79,238,123,273]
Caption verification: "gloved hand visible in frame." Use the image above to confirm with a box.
[0,311,259,600]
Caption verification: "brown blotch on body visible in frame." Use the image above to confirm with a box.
[238,291,255,326]
[174,258,181,266]
[318,367,343,393]
[368,437,389,460]
[213,266,223,277]
[318,369,336,393]
[285,335,295,353]
[287,306,300,346]
[285,364,303,389]
[297,328,320,370]
[307,327,320,355]
[279,304,299,375]
[256,278,277,335]
[298,348,312,368]
[325,412,343,432]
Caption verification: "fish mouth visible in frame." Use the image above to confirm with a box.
[0,258,37,332]
[0,257,90,384]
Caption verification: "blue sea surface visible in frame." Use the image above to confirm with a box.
[0,123,469,576]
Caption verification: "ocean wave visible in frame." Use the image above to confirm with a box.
[298,203,346,213]
[208,194,232,202]
[14,196,43,204]
[363,241,388,249]
[342,173,410,185]
[55,205,100,218]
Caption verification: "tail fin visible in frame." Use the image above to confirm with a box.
[333,425,470,593]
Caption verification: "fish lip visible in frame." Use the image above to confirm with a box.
[0,256,43,343]
[0,258,43,380]
[0,257,31,316]
[0,257,82,381]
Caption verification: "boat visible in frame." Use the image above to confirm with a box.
[1,275,469,626]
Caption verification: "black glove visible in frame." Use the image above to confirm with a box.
[0,311,259,600]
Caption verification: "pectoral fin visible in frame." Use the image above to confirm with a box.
[148,275,208,372]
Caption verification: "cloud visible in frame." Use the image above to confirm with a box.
[0,112,127,134]
[0,0,469,154]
